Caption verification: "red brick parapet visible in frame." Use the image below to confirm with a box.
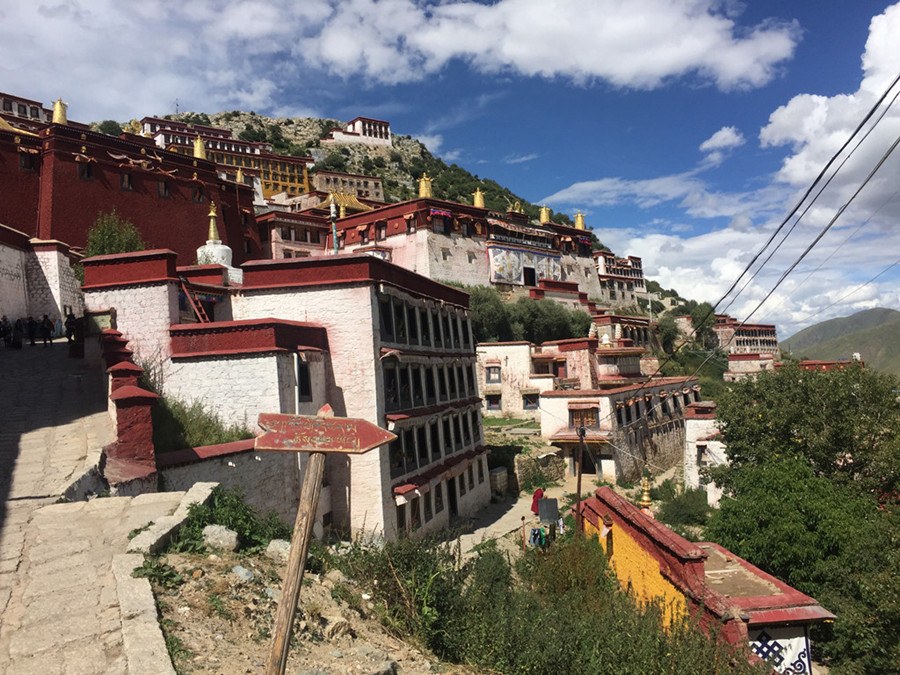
[107,361,144,392]
[82,249,179,290]
[169,319,329,358]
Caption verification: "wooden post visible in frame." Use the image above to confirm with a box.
[266,452,325,675]
[521,515,526,553]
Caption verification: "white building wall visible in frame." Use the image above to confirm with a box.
[0,242,29,320]
[83,282,179,367]
[477,343,536,418]
[684,417,727,507]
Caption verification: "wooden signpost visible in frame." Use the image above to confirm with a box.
[255,405,396,675]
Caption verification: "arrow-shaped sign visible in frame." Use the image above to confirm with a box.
[255,411,396,454]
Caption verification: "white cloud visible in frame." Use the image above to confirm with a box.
[700,126,745,151]
[505,153,539,164]
[417,134,444,155]
[0,0,800,122]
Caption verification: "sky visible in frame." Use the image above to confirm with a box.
[3,0,900,338]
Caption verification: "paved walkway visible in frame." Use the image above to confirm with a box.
[0,340,183,673]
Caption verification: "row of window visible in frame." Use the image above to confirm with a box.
[484,393,538,411]
[384,361,477,412]
[389,409,482,479]
[614,389,701,427]
[379,295,472,350]
[395,459,485,532]
[2,99,43,119]
[279,226,323,244]
[76,165,215,206]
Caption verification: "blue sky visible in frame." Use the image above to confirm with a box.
[3,1,900,337]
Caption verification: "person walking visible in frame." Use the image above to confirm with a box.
[12,318,24,349]
[26,317,37,346]
[41,315,54,347]
[0,315,10,347]
[65,312,77,343]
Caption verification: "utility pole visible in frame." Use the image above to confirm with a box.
[575,425,586,536]
[329,193,338,254]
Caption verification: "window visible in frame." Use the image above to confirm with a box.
[280,226,292,241]
[17,104,26,115]
[383,362,399,411]
[419,309,431,346]
[425,368,436,405]
[468,465,475,490]
[336,233,345,249]
[403,428,416,473]
[2,100,11,112]
[380,297,394,341]
[417,426,428,466]
[486,394,501,410]
[120,173,133,191]
[459,472,467,496]
[478,458,485,484]
[570,408,599,428]
[77,162,93,181]
[434,483,444,513]
[157,180,170,198]
[410,497,421,530]
[407,307,418,343]
[376,222,387,240]
[193,187,205,204]
[297,361,312,402]
[360,228,369,245]
[442,418,453,455]
[424,491,433,522]
[284,251,293,259]
[19,154,34,172]
[406,217,416,234]
[389,439,404,478]
[396,503,406,531]
[486,366,501,383]
[523,394,539,410]
[430,423,441,462]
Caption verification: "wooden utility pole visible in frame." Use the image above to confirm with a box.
[254,406,396,675]
[575,425,586,536]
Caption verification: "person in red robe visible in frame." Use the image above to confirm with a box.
[531,488,544,515]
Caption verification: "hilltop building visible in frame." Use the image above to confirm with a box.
[683,401,726,506]
[594,250,649,308]
[723,352,863,382]
[81,240,490,541]
[712,314,779,356]
[577,487,834,671]
[311,170,384,201]
[0,98,260,267]
[321,117,392,148]
[0,91,54,128]
[141,116,315,200]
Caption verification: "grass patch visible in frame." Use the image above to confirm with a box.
[166,486,291,554]
[151,397,253,454]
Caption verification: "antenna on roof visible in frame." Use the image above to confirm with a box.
[174,98,180,115]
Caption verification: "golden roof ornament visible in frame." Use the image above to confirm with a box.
[512,200,522,213]
[639,476,652,509]
[574,211,586,230]
[129,120,142,135]
[472,187,485,208]
[418,173,433,199]
[52,98,68,125]
[236,168,244,183]
[539,205,551,223]
[207,201,219,241]
[193,135,207,160]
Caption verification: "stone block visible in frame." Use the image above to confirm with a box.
[203,524,238,552]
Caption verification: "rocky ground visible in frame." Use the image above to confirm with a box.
[147,547,481,675]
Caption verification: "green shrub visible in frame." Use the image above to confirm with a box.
[167,486,290,553]
[649,477,678,502]
[658,488,712,528]
[150,396,253,454]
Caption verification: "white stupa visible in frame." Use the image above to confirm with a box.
[197,201,242,284]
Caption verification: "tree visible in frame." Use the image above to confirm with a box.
[238,124,266,143]
[96,120,123,136]
[706,363,900,673]
[84,209,146,257]
[657,314,679,354]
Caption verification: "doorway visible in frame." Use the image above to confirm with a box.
[447,477,458,518]
[523,267,537,286]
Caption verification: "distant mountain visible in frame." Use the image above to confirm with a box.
[781,308,900,376]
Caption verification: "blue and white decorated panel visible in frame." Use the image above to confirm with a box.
[749,626,812,674]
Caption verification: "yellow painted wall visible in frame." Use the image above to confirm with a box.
[586,518,688,626]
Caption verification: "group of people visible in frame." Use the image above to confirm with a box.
[0,312,78,349]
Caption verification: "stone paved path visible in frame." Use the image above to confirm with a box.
[0,340,182,673]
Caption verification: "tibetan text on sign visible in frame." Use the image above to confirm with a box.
[255,412,396,454]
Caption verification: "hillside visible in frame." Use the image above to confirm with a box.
[781,308,900,376]
[94,110,578,228]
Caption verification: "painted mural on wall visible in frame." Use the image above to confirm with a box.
[749,626,812,674]
[488,245,561,285]
[0,243,29,319]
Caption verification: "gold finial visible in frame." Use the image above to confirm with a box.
[207,201,219,241]
[236,168,244,183]
[574,211,586,230]
[129,120,142,135]
[539,204,551,223]
[639,476,652,509]
[512,200,522,213]
[339,204,346,218]
[193,135,207,160]
[52,98,68,125]
[472,187,485,208]
[418,173,433,199]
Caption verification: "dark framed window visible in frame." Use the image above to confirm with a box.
[523,393,539,410]
[379,297,394,341]
[17,103,26,115]
[406,217,416,234]
[191,186,204,203]
[570,408,599,428]
[467,465,475,490]
[297,361,312,402]
[2,100,11,112]
[486,366,501,383]
[477,458,485,484]
[157,180,170,198]
[396,502,406,531]
[424,491,433,522]
[19,154,35,172]
[376,222,387,240]
[459,472,467,496]
[430,423,441,462]
[417,426,428,466]
[77,162,93,181]
[403,428,416,473]
[434,483,444,513]
[360,228,369,244]
[410,496,421,530]
[383,362,399,411]
[389,439,404,478]
[120,173,133,191]
[442,417,453,455]
[486,394,501,410]
[407,306,418,343]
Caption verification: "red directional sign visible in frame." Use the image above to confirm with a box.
[255,412,396,454]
